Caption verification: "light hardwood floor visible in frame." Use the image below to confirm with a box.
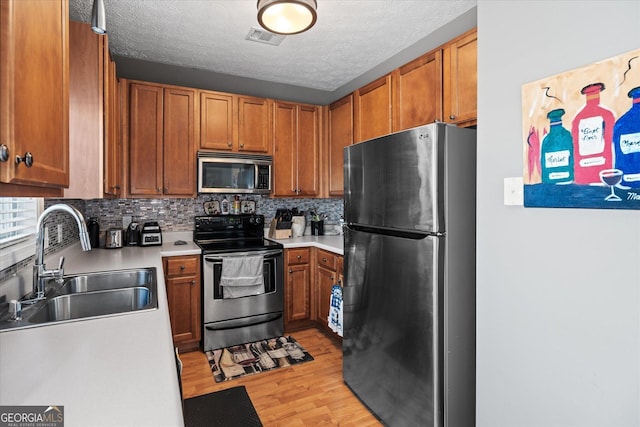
[180,328,382,426]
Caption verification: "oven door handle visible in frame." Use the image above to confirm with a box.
[204,312,283,331]
[204,249,282,262]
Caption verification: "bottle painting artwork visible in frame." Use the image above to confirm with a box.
[613,87,640,188]
[571,83,616,185]
[540,109,573,184]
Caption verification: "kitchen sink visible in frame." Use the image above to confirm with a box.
[28,287,153,324]
[54,268,155,295]
[0,268,158,331]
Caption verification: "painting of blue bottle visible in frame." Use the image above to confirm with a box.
[613,87,640,189]
[521,48,640,210]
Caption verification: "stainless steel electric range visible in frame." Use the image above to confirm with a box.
[193,214,284,351]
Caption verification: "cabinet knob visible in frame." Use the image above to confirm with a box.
[240,143,244,148]
[180,265,185,270]
[0,144,8,162]
[15,152,33,167]
[322,258,327,262]
[449,115,456,120]
[297,255,302,260]
[288,269,293,274]
[190,280,195,285]
[227,141,232,147]
[156,188,161,193]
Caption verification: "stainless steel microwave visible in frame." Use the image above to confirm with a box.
[197,151,272,194]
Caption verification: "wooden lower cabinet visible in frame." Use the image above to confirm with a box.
[284,248,314,331]
[163,255,201,353]
[315,249,343,339]
[284,247,343,340]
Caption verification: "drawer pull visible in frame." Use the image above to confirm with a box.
[322,257,327,262]
[180,265,185,270]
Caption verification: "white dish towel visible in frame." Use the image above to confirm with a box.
[328,284,343,337]
[220,255,264,299]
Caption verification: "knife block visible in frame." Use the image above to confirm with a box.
[268,219,291,239]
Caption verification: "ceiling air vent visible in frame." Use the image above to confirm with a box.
[245,27,286,46]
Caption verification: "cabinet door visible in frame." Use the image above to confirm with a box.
[327,95,353,197]
[238,96,271,153]
[104,53,122,197]
[393,49,443,131]
[166,275,200,344]
[272,101,297,196]
[200,91,235,151]
[354,74,392,143]
[287,264,311,324]
[128,83,163,195]
[163,87,195,196]
[316,265,336,325]
[164,256,201,352]
[0,0,69,192]
[296,104,319,197]
[443,29,477,127]
[65,20,102,198]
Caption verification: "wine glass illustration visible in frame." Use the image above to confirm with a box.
[599,169,623,201]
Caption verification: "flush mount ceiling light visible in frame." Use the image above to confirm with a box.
[257,0,317,35]
[91,0,107,35]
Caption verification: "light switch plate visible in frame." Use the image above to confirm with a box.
[504,177,524,206]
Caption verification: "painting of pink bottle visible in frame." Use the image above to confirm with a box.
[571,83,616,185]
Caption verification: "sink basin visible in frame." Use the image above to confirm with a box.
[54,268,155,296]
[29,287,154,324]
[0,267,158,331]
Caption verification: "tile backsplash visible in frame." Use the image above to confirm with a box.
[0,196,343,281]
[81,195,343,232]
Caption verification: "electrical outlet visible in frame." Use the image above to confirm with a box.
[57,224,63,243]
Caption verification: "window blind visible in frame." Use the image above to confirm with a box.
[0,197,42,270]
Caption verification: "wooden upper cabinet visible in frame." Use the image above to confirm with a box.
[0,0,69,196]
[65,22,121,199]
[393,49,443,132]
[296,104,320,197]
[128,83,164,196]
[104,52,122,198]
[200,90,234,151]
[273,102,297,196]
[238,96,271,153]
[273,101,319,197]
[354,74,392,143]
[443,28,477,127]
[327,94,353,197]
[163,87,196,196]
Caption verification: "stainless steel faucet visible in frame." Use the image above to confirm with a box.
[26,204,92,302]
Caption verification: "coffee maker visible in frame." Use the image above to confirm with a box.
[125,222,140,246]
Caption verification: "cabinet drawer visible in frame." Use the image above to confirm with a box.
[164,256,199,276]
[287,248,310,265]
[317,249,337,271]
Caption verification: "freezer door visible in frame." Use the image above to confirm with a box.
[343,227,444,427]
[344,123,445,233]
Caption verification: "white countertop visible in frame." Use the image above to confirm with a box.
[266,234,344,255]
[0,232,201,427]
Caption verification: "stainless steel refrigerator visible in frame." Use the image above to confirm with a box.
[343,122,476,427]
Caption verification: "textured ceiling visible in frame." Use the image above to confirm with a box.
[69,0,476,92]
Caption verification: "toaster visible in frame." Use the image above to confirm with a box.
[138,221,162,246]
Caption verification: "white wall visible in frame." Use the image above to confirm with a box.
[477,2,640,426]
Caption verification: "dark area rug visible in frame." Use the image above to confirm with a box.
[183,386,262,427]
[206,336,314,383]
